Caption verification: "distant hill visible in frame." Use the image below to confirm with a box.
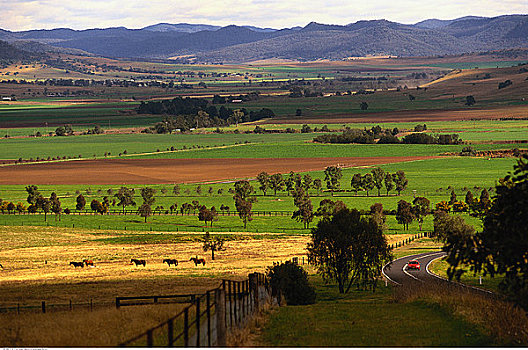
[1,15,527,62]
[0,40,35,60]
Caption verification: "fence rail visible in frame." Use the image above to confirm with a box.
[119,272,270,347]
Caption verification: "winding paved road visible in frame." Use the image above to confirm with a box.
[383,251,447,285]
[383,251,495,297]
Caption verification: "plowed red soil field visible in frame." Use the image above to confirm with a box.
[0,156,437,185]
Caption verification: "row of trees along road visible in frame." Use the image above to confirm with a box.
[432,154,528,309]
[256,167,408,197]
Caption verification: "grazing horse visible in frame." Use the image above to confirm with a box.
[163,259,178,267]
[83,259,94,267]
[190,257,206,266]
[131,259,146,267]
[70,261,84,268]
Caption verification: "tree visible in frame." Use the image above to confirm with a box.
[266,261,316,305]
[312,179,323,194]
[392,170,408,195]
[412,197,430,231]
[25,185,41,206]
[370,203,386,232]
[140,187,156,206]
[324,166,342,195]
[435,200,451,212]
[115,187,136,213]
[233,180,257,229]
[269,173,284,196]
[361,173,375,197]
[314,199,346,219]
[198,206,218,227]
[173,184,181,195]
[256,172,270,196]
[138,203,152,222]
[396,200,414,230]
[351,173,363,195]
[50,192,62,221]
[384,172,394,195]
[36,196,51,221]
[465,190,474,206]
[202,231,225,260]
[371,167,385,197]
[291,186,314,229]
[302,174,313,192]
[307,208,392,293]
[449,190,457,205]
[465,95,476,106]
[76,194,86,211]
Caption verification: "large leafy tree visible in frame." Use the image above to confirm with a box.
[371,167,385,197]
[307,208,392,293]
[412,197,430,231]
[76,194,86,211]
[361,173,375,197]
[202,231,225,260]
[256,172,270,196]
[269,173,284,196]
[396,200,414,230]
[50,192,62,221]
[291,186,314,229]
[324,166,342,195]
[351,173,363,195]
[233,180,257,229]
[442,155,528,308]
[392,170,408,195]
[384,172,394,195]
[115,187,136,213]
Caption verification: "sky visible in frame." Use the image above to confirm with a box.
[1,0,527,31]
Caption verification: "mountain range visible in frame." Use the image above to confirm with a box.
[1,15,527,63]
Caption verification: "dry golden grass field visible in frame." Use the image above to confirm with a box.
[0,223,413,346]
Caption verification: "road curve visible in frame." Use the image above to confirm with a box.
[382,251,447,285]
[383,251,496,297]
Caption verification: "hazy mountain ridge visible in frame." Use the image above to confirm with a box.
[0,15,527,62]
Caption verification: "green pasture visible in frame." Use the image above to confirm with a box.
[430,258,503,293]
[259,274,492,347]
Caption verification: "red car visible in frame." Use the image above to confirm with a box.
[408,260,421,270]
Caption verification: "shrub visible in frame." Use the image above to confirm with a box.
[267,261,316,305]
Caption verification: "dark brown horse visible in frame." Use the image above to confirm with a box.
[131,259,146,267]
[190,257,206,266]
[70,261,84,268]
[83,259,94,267]
[163,259,178,267]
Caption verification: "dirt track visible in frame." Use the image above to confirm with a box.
[0,157,436,185]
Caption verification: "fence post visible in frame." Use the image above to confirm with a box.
[168,318,174,346]
[228,281,233,329]
[41,301,46,313]
[249,273,259,312]
[215,289,226,347]
[184,307,189,347]
[147,329,153,347]
[116,297,120,309]
[195,297,200,347]
[206,291,211,347]
[234,282,238,327]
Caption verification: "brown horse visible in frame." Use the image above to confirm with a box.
[70,261,84,268]
[131,259,146,267]
[163,259,178,267]
[190,257,206,266]
[83,259,94,267]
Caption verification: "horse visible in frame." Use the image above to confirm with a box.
[0,263,3,269]
[83,259,94,267]
[190,257,206,266]
[131,259,146,267]
[163,259,178,267]
[70,261,84,268]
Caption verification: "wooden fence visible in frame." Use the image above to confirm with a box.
[118,272,270,347]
